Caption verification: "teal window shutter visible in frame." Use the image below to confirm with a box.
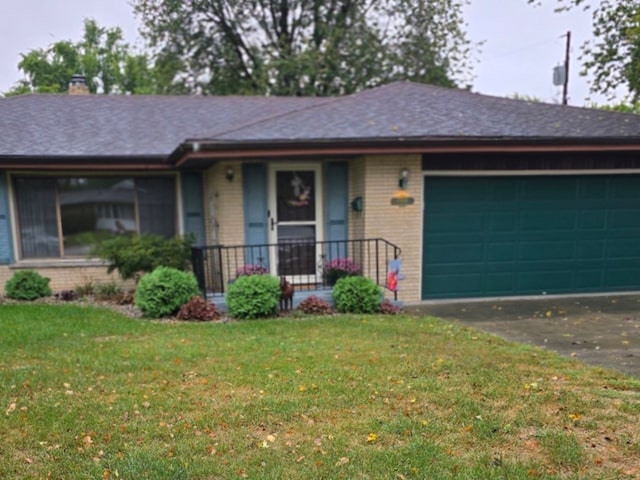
[242,163,269,269]
[0,174,14,264]
[181,172,205,245]
[324,161,348,259]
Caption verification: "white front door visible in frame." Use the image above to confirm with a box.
[268,163,323,282]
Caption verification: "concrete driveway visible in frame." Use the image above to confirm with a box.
[406,294,640,379]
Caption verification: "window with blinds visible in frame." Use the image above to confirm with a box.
[13,176,177,259]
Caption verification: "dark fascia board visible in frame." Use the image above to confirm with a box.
[172,136,640,168]
[5,136,640,171]
[0,155,171,171]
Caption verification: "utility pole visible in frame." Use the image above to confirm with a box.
[562,31,571,105]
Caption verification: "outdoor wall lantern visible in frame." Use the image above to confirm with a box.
[351,196,363,212]
[226,167,234,182]
[399,168,410,189]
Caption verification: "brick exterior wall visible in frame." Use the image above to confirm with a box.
[203,163,245,246]
[348,157,366,241]
[349,154,423,303]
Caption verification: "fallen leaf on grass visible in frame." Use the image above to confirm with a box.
[335,457,350,466]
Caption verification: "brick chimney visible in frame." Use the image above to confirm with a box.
[68,74,90,95]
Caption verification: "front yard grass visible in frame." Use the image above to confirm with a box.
[1,304,639,479]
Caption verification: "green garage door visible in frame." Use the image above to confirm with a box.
[422,175,640,299]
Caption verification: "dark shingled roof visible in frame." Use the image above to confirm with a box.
[0,93,326,157]
[2,81,640,159]
[213,81,640,141]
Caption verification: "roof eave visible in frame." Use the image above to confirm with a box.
[0,155,171,171]
[173,136,640,168]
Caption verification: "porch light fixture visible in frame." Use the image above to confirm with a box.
[399,168,410,189]
[225,167,234,182]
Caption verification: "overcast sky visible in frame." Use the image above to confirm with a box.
[0,0,621,106]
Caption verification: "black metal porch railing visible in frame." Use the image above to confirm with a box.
[191,238,402,300]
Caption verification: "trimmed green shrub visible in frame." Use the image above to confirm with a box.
[332,276,382,314]
[5,270,52,300]
[134,267,201,318]
[226,274,281,319]
[92,234,194,282]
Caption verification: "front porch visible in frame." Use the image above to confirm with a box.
[191,238,401,310]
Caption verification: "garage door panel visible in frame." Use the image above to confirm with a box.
[424,274,484,296]
[486,273,516,294]
[579,211,606,229]
[487,182,518,201]
[425,243,484,263]
[576,270,603,289]
[487,244,515,261]
[425,213,484,232]
[608,210,640,228]
[577,241,604,259]
[425,178,486,202]
[579,177,608,198]
[604,267,640,287]
[611,178,640,199]
[516,271,574,292]
[519,211,577,231]
[605,239,640,258]
[518,241,575,260]
[422,175,640,299]
[489,213,517,231]
[520,177,577,200]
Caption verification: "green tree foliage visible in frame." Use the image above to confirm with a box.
[132,0,474,96]
[530,1,640,101]
[596,102,640,114]
[91,234,194,283]
[4,19,161,96]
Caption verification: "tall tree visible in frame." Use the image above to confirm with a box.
[4,19,162,96]
[133,0,473,96]
[530,1,640,101]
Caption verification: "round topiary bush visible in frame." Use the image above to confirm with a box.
[226,274,281,319]
[134,267,201,318]
[332,276,382,314]
[5,270,51,300]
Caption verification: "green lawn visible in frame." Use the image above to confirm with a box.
[1,304,639,479]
